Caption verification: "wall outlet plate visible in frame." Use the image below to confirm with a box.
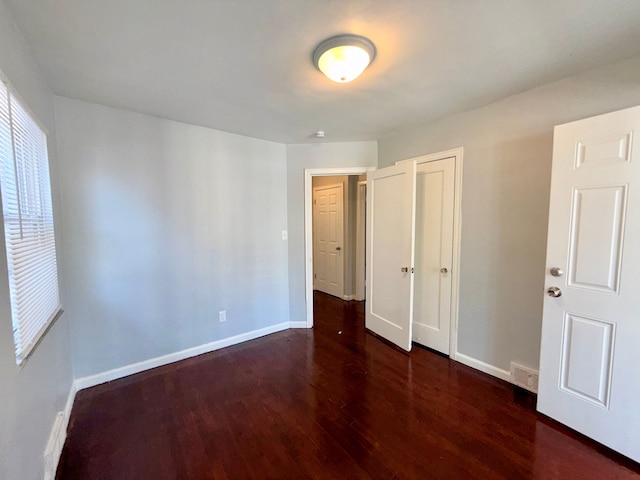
[219,310,227,323]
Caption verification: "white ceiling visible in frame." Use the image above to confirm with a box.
[6,0,640,143]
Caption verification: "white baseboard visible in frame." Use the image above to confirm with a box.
[43,412,64,480]
[63,381,77,429]
[74,322,292,392]
[43,382,77,480]
[288,321,309,329]
[60,382,76,450]
[455,352,512,383]
[342,295,355,301]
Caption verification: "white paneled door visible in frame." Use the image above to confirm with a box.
[313,184,344,298]
[538,105,640,462]
[412,158,455,354]
[366,162,417,351]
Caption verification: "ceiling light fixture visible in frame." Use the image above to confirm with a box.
[313,34,376,83]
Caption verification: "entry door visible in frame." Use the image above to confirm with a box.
[366,162,416,351]
[412,158,455,354]
[313,184,344,298]
[538,105,640,463]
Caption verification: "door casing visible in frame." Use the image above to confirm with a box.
[355,181,367,301]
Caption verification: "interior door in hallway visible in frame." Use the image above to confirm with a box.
[313,184,344,298]
[366,162,417,351]
[412,157,455,354]
[538,105,640,463]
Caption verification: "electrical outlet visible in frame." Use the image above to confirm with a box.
[219,310,227,323]
[281,230,288,240]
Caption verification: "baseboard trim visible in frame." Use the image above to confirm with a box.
[43,381,77,480]
[74,322,292,392]
[455,352,512,382]
[43,412,64,480]
[288,321,309,329]
[61,382,76,441]
[343,295,355,301]
[63,381,77,428]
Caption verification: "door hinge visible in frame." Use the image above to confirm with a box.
[314,273,317,279]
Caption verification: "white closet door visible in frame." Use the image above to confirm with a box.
[366,162,416,351]
[412,158,455,354]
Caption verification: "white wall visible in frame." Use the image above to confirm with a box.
[378,54,640,373]
[54,97,290,378]
[286,142,377,323]
[0,1,73,479]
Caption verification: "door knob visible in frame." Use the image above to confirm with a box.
[401,267,408,273]
[547,286,562,297]
[550,267,563,277]
[440,267,448,274]
[336,246,341,251]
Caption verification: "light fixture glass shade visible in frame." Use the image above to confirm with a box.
[317,45,370,83]
[313,35,376,83]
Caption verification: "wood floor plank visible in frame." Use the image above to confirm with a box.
[57,292,640,479]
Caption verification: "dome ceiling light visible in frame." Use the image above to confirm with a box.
[312,34,377,83]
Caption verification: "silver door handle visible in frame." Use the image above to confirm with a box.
[547,286,562,297]
[550,267,563,277]
[440,267,448,274]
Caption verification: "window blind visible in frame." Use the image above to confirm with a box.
[0,79,61,365]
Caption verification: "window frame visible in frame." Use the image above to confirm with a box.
[0,72,62,365]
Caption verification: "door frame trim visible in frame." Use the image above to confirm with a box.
[396,147,464,360]
[355,180,367,301]
[304,167,376,328]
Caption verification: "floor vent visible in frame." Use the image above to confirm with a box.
[510,362,539,393]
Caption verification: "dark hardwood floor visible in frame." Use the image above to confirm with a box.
[57,292,640,479]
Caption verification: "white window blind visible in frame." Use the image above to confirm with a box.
[0,79,61,365]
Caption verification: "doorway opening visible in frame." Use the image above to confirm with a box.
[304,167,375,328]
[312,175,365,301]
